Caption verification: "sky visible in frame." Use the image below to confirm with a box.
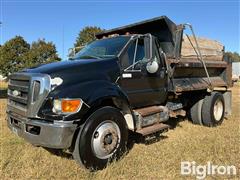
[0,0,239,60]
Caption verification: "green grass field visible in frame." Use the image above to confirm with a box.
[0,85,239,179]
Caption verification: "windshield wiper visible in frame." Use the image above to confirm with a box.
[97,55,116,58]
[78,55,102,59]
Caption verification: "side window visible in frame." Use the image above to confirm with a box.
[127,40,136,66]
[135,39,145,63]
[121,38,146,70]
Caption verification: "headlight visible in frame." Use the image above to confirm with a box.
[53,99,82,114]
[53,99,62,113]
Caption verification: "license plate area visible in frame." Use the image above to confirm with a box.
[10,117,22,129]
[12,126,19,136]
[10,117,23,136]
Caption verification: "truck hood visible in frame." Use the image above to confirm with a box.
[23,58,121,84]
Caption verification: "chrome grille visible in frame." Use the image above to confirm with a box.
[8,76,30,116]
[7,73,51,118]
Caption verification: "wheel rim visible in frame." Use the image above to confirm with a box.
[213,99,224,121]
[91,120,121,159]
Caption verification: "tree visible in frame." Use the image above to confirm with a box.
[225,51,240,62]
[0,37,61,77]
[0,36,30,76]
[24,39,61,67]
[74,26,103,53]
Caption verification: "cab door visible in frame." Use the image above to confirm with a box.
[118,35,168,108]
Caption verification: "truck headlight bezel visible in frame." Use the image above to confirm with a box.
[53,98,83,114]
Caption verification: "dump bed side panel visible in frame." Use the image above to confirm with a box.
[168,59,232,93]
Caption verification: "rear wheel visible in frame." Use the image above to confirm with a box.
[202,92,225,127]
[73,106,128,170]
[190,98,204,125]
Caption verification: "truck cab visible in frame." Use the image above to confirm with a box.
[7,16,231,170]
[115,34,168,108]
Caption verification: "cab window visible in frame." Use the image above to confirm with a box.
[121,38,146,69]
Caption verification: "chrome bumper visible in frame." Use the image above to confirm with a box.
[7,113,77,149]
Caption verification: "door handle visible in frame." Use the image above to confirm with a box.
[122,73,132,78]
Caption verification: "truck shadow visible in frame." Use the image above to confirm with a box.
[127,131,168,148]
[164,117,185,129]
[0,89,7,99]
[127,117,185,150]
[43,147,73,159]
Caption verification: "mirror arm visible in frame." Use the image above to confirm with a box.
[124,60,141,72]
[149,34,153,59]
[144,33,153,60]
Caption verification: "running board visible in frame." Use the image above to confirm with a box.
[136,123,169,136]
[134,106,165,117]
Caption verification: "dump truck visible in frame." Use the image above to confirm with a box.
[6,16,232,170]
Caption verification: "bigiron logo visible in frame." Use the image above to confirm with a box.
[181,161,237,179]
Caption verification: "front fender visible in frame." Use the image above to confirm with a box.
[47,80,129,120]
[49,80,128,104]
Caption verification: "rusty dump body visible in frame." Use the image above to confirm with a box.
[96,16,232,93]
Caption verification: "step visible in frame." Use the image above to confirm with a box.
[134,106,164,117]
[136,123,169,136]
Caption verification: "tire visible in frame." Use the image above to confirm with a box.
[73,106,128,170]
[190,98,204,125]
[202,92,225,127]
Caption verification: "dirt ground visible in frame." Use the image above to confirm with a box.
[0,85,239,179]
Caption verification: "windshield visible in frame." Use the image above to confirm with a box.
[73,36,130,60]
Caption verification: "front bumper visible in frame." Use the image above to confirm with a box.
[7,112,78,149]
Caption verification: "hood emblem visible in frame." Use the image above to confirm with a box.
[12,90,21,97]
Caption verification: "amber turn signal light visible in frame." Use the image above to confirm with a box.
[61,99,81,113]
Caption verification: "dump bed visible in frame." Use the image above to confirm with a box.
[96,16,232,91]
[181,34,224,61]
[96,16,223,61]
[96,16,178,58]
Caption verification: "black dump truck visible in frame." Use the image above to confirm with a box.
[7,16,232,170]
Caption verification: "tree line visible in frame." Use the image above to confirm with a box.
[0,36,61,77]
[0,26,239,77]
[224,52,240,63]
[0,26,103,77]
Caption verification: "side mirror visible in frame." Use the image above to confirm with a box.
[68,48,76,59]
[146,57,159,74]
[132,58,148,70]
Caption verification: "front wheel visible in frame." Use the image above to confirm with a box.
[73,106,128,170]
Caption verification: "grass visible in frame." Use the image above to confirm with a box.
[0,86,239,179]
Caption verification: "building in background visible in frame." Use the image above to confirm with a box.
[232,62,240,82]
